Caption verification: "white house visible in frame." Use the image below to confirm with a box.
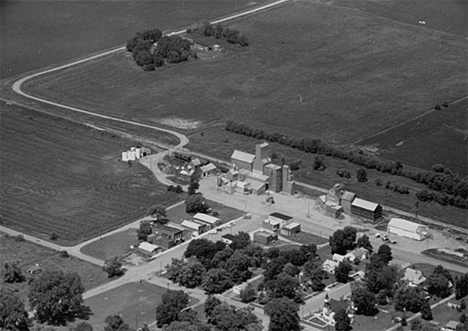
[404,268,426,287]
[322,259,340,274]
[387,218,429,241]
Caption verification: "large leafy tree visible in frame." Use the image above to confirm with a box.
[185,194,210,214]
[104,315,130,331]
[335,261,352,283]
[356,234,373,253]
[202,268,234,294]
[185,239,225,269]
[334,308,352,331]
[175,258,206,288]
[303,259,325,291]
[28,269,86,325]
[264,298,300,331]
[102,256,124,278]
[377,244,393,264]
[264,272,304,304]
[204,295,221,324]
[212,247,234,269]
[329,227,357,255]
[156,290,189,328]
[455,273,468,299]
[229,232,251,251]
[210,303,260,331]
[351,285,378,316]
[394,285,424,313]
[74,322,93,331]
[225,250,252,284]
[0,288,28,331]
[427,273,452,298]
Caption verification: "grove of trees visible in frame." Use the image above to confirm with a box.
[187,21,249,46]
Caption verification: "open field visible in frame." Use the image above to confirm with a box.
[0,107,182,245]
[0,233,109,304]
[23,0,467,146]
[0,0,270,78]
[80,281,199,330]
[360,99,468,177]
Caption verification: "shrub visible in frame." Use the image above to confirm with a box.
[50,232,58,241]
[175,185,184,194]
[434,104,442,110]
[375,178,383,186]
[14,235,25,242]
[442,102,449,108]
[59,251,69,258]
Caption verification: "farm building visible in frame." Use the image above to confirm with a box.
[340,191,356,215]
[262,218,280,232]
[351,198,382,222]
[138,242,161,256]
[221,233,236,245]
[121,147,142,161]
[280,222,301,236]
[200,163,218,177]
[387,218,429,241]
[441,321,461,331]
[231,150,256,172]
[403,268,426,286]
[181,220,207,237]
[264,164,282,192]
[193,213,221,229]
[253,231,278,245]
[269,212,293,227]
[317,183,357,218]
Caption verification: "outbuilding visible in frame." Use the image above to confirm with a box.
[181,220,207,236]
[138,242,161,256]
[193,213,221,229]
[268,212,293,227]
[221,233,236,245]
[387,218,429,241]
[351,198,382,222]
[253,231,278,245]
[280,222,301,236]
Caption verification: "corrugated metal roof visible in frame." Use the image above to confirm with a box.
[388,218,427,233]
[351,198,379,211]
[284,222,300,229]
[239,169,269,181]
[194,213,220,224]
[182,220,203,230]
[231,150,255,164]
[270,212,292,221]
[201,163,217,172]
[341,191,356,201]
[138,242,159,252]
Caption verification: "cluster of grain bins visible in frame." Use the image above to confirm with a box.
[121,147,151,161]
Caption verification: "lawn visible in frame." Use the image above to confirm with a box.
[287,231,329,246]
[80,229,139,261]
[0,107,182,245]
[422,249,468,268]
[0,0,270,78]
[0,233,109,305]
[431,299,466,327]
[78,281,199,330]
[166,199,245,225]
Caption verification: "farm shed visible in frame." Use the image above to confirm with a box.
[351,198,382,222]
[181,220,207,237]
[138,242,161,256]
[262,218,280,231]
[340,191,356,215]
[231,150,255,172]
[387,218,429,241]
[200,163,218,177]
[221,233,236,245]
[280,222,301,236]
[193,213,221,229]
[253,231,277,245]
[269,212,293,227]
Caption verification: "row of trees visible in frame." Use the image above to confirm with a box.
[126,28,197,70]
[187,21,249,46]
[224,120,468,209]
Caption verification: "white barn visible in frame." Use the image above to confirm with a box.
[387,218,429,241]
[193,213,221,228]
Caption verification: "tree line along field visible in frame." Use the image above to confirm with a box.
[22,0,467,146]
[0,0,270,79]
[0,106,181,245]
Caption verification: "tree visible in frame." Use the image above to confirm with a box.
[264,272,304,304]
[137,221,152,241]
[212,247,234,269]
[185,194,210,214]
[240,284,257,303]
[421,301,433,320]
[377,244,393,264]
[187,178,200,196]
[303,259,325,291]
[351,286,378,316]
[394,285,424,313]
[103,256,124,278]
[410,318,422,331]
[175,259,206,288]
[357,168,368,182]
[225,250,252,284]
[230,232,251,251]
[264,298,300,331]
[147,205,166,219]
[356,234,373,253]
[455,273,468,299]
[335,261,352,283]
[74,322,93,331]
[104,315,130,331]
[3,261,25,283]
[210,303,260,331]
[334,308,352,331]
[162,321,198,331]
[329,227,356,255]
[427,273,451,298]
[178,308,199,324]
[156,290,189,328]
[313,156,326,171]
[0,288,28,331]
[204,295,221,324]
[28,270,86,325]
[202,268,234,294]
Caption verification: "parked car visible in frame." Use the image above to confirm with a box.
[375,233,382,238]
[390,239,397,244]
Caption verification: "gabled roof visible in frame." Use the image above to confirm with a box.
[194,213,220,224]
[264,218,280,226]
[341,191,356,201]
[404,268,426,285]
[388,218,427,232]
[158,225,183,234]
[182,220,204,230]
[284,222,300,230]
[222,233,236,241]
[231,150,255,164]
[351,198,380,211]
[201,163,217,172]
[138,242,159,252]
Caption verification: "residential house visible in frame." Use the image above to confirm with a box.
[322,259,340,274]
[253,231,277,245]
[404,268,426,286]
[181,220,207,237]
[193,213,221,229]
